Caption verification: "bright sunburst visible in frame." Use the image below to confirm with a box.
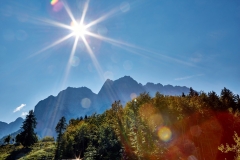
[32,0,107,82]
[31,0,192,86]
[70,21,87,38]
[30,1,195,132]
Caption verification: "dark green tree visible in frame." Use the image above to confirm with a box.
[236,94,240,109]
[72,123,88,158]
[189,87,198,97]
[79,116,83,121]
[84,143,98,160]
[15,134,21,144]
[55,116,67,160]
[4,135,11,145]
[18,110,38,147]
[97,125,122,159]
[182,92,186,97]
[208,91,221,109]
[220,87,236,110]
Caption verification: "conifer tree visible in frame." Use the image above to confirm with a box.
[208,91,221,109]
[182,92,186,97]
[236,94,240,109]
[189,87,198,97]
[221,87,236,110]
[55,116,67,160]
[18,110,38,147]
[4,135,11,145]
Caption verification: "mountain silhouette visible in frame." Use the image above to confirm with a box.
[33,76,190,137]
[0,117,23,139]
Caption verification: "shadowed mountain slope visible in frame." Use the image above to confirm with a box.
[0,117,23,139]
[34,76,190,137]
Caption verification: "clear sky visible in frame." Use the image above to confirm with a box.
[0,0,239,123]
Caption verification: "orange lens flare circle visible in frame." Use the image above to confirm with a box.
[158,126,172,142]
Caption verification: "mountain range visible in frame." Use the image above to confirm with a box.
[34,76,189,137]
[0,117,23,139]
[0,76,190,139]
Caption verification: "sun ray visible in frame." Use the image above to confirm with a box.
[85,8,118,29]
[86,31,196,67]
[29,33,74,58]
[82,36,104,80]
[46,36,79,136]
[62,36,80,87]
[80,0,90,25]
[86,31,136,48]
[118,43,196,67]
[32,17,72,30]
[62,0,77,24]
[28,0,198,91]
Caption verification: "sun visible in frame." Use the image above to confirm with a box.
[70,21,87,38]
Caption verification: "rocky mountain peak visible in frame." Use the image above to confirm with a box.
[32,76,190,137]
[0,117,23,139]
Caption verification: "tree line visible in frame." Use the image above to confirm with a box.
[5,87,240,159]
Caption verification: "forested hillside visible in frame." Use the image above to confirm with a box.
[33,76,190,138]
[1,88,239,159]
[55,87,240,160]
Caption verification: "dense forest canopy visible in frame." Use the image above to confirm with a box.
[1,87,240,160]
[56,87,240,160]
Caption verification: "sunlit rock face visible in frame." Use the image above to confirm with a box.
[34,76,190,137]
[0,117,23,139]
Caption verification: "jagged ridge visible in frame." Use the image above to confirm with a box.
[12,76,189,138]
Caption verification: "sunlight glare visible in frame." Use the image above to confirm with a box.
[71,21,87,38]
[31,0,196,91]
[30,33,73,57]
[85,31,195,67]
[82,36,104,80]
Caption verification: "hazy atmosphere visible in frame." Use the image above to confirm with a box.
[1,1,240,160]
[0,0,239,124]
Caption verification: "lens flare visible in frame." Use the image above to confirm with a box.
[158,126,172,142]
[190,125,202,137]
[51,0,58,5]
[81,98,91,108]
[130,93,137,100]
[188,155,198,160]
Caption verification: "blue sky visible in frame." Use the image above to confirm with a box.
[0,0,239,123]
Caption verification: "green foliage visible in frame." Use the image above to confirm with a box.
[3,87,239,159]
[189,87,199,97]
[218,131,240,160]
[4,135,11,145]
[55,116,67,160]
[56,116,67,135]
[0,141,55,160]
[57,87,239,159]
[84,143,98,160]
[41,136,54,142]
[17,110,38,148]
[221,87,237,110]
